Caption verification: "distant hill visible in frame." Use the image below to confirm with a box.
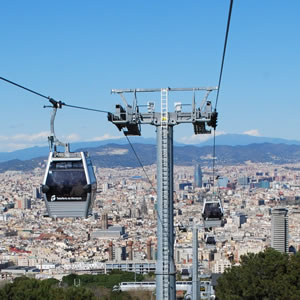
[1,142,300,172]
[0,137,157,163]
[1,134,300,163]
[198,133,300,147]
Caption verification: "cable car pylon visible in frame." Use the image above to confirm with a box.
[108,86,218,300]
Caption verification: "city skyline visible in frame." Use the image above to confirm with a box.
[0,159,300,297]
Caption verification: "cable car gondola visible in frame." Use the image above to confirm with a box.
[205,234,216,247]
[202,196,224,229]
[42,101,97,218]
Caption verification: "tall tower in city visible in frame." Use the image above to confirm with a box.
[101,213,108,230]
[194,164,203,188]
[271,207,289,253]
[32,187,40,199]
[141,197,148,215]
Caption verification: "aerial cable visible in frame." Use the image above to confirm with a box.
[215,0,234,111]
[0,76,49,100]
[63,103,109,114]
[123,131,156,193]
[212,130,217,192]
[0,76,110,114]
[212,0,234,191]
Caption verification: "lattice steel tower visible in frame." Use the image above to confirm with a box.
[108,87,217,300]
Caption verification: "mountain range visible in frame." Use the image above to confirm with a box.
[1,135,300,172]
[201,134,300,147]
[1,133,300,163]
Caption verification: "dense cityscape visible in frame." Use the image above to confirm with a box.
[0,159,299,298]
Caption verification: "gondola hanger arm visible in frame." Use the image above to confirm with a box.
[48,103,69,153]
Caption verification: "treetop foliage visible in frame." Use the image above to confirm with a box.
[62,270,144,289]
[216,248,300,300]
[0,271,147,300]
[0,276,95,300]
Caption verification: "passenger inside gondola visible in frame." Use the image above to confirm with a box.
[202,202,223,219]
[45,161,87,200]
[206,236,216,245]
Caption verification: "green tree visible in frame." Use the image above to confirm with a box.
[0,272,148,300]
[285,252,300,299]
[62,270,144,290]
[216,248,300,300]
[0,276,96,300]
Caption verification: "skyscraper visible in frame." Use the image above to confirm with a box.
[271,207,289,253]
[194,164,202,188]
[101,213,108,230]
[141,197,148,215]
[32,187,40,199]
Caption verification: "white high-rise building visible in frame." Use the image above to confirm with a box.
[271,207,288,253]
[213,258,231,273]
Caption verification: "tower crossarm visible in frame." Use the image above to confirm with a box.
[108,86,218,134]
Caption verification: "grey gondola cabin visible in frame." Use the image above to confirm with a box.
[42,151,97,218]
[202,197,224,229]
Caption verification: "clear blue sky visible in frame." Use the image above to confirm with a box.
[0,0,299,151]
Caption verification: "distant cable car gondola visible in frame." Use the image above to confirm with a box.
[42,100,97,218]
[205,235,216,246]
[202,196,224,229]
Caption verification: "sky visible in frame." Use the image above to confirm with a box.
[0,0,299,152]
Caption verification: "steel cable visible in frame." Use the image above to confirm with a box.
[0,76,110,114]
[212,0,234,190]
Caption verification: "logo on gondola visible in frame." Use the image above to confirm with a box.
[51,195,56,202]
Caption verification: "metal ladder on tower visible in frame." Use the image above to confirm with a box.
[161,88,170,298]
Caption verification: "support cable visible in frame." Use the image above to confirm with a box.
[214,0,234,110]
[0,76,110,114]
[212,130,217,193]
[212,0,234,190]
[63,103,109,114]
[0,76,49,100]
[123,131,156,193]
